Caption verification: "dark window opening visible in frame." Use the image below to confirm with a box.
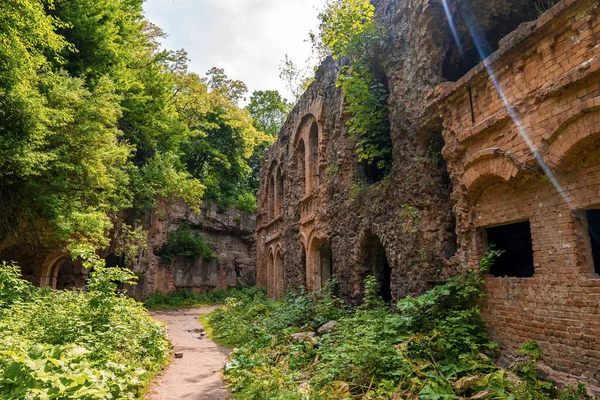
[360,231,392,303]
[486,221,534,278]
[55,259,87,290]
[443,47,483,82]
[442,1,540,82]
[301,245,307,287]
[297,139,306,196]
[309,122,320,190]
[360,60,392,185]
[320,242,333,285]
[443,215,458,260]
[586,210,600,274]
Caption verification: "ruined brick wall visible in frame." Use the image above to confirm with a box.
[257,0,600,390]
[437,0,600,388]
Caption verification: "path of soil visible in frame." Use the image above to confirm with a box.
[147,307,231,400]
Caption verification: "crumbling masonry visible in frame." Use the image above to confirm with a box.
[257,0,600,389]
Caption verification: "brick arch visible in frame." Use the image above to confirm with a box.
[292,113,319,148]
[41,255,68,288]
[462,153,521,199]
[293,114,323,195]
[544,108,600,171]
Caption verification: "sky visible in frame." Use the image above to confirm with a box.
[143,0,325,102]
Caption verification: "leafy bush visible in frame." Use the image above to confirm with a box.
[205,269,591,399]
[0,262,170,399]
[143,286,264,310]
[160,223,214,261]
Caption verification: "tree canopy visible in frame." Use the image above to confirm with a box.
[0,0,289,260]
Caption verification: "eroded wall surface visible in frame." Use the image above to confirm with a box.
[129,200,256,298]
[257,0,600,390]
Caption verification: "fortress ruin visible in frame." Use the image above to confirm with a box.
[256,0,600,389]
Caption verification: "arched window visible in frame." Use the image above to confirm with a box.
[50,258,87,290]
[276,168,284,217]
[308,122,319,191]
[269,176,275,220]
[297,139,306,196]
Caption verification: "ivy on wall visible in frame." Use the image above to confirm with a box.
[314,0,392,181]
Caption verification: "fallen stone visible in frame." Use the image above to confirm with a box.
[291,332,316,342]
[174,352,184,359]
[317,320,339,334]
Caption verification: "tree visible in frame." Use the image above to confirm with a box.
[177,71,270,212]
[245,90,292,137]
[205,67,248,105]
[279,54,314,101]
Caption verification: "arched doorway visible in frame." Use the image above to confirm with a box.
[319,241,333,285]
[49,258,87,290]
[267,251,275,297]
[358,231,392,303]
[275,250,284,298]
[308,238,334,289]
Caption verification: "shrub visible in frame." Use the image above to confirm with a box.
[160,223,214,261]
[205,265,591,399]
[0,262,170,399]
[143,286,264,310]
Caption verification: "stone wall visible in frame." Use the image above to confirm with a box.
[0,200,256,299]
[257,0,600,390]
[128,200,256,299]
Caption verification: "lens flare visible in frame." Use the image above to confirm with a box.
[440,0,573,209]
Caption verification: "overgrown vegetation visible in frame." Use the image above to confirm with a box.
[205,253,591,399]
[0,262,169,399]
[144,286,263,310]
[536,0,558,15]
[313,0,392,181]
[159,224,214,262]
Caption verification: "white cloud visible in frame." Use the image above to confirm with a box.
[143,0,324,102]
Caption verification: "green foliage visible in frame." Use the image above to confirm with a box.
[536,0,558,15]
[0,0,270,259]
[160,224,214,261]
[143,286,264,310]
[400,204,420,233]
[278,54,314,101]
[0,262,169,399]
[235,191,258,213]
[246,90,291,137]
[205,261,590,399]
[315,0,392,179]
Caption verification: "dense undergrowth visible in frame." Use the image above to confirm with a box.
[0,262,170,399]
[144,286,263,310]
[206,255,591,399]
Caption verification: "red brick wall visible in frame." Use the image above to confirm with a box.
[440,0,600,388]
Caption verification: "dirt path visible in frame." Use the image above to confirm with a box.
[147,307,231,400]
